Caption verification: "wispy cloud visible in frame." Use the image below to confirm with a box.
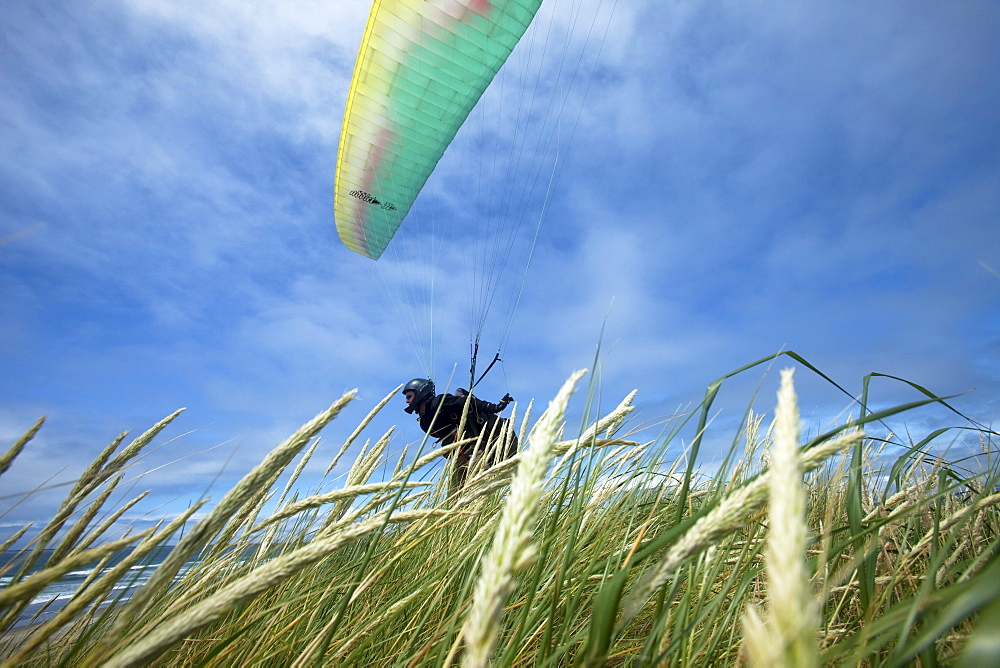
[2,0,997,536]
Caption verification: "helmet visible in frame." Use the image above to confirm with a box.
[402,378,435,414]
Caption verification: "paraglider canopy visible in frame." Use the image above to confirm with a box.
[332,0,615,382]
[334,0,545,260]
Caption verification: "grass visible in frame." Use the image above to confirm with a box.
[1,352,998,666]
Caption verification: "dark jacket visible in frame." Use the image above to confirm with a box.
[418,393,517,461]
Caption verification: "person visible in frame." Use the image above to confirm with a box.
[402,378,517,493]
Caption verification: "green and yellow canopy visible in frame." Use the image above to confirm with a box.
[334,0,543,259]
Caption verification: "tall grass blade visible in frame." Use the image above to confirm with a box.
[0,417,44,477]
[462,369,586,667]
[111,393,355,631]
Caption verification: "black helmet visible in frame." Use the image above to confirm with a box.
[402,378,435,414]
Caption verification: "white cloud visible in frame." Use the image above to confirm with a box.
[2,1,998,536]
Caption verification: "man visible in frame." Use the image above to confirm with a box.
[402,378,516,493]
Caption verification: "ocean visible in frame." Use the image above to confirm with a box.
[1,546,190,628]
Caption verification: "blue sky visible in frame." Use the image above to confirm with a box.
[2,1,998,540]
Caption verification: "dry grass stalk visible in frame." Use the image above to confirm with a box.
[73,491,150,557]
[0,529,155,609]
[276,437,322,509]
[3,502,205,665]
[252,480,432,532]
[619,428,864,630]
[0,525,32,557]
[461,369,587,667]
[3,364,994,667]
[49,475,123,565]
[17,411,181,584]
[326,385,402,476]
[320,428,397,531]
[0,416,45,476]
[102,508,452,667]
[100,410,185,485]
[902,490,1000,566]
[111,392,355,632]
[742,369,818,667]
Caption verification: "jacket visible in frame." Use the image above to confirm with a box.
[417,393,517,460]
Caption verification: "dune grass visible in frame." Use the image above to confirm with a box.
[2,353,998,666]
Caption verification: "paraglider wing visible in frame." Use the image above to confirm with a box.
[334,0,543,260]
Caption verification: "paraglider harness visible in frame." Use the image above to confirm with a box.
[419,389,515,464]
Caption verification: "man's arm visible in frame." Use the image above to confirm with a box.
[474,393,513,414]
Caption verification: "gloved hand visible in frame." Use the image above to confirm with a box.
[500,393,514,405]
